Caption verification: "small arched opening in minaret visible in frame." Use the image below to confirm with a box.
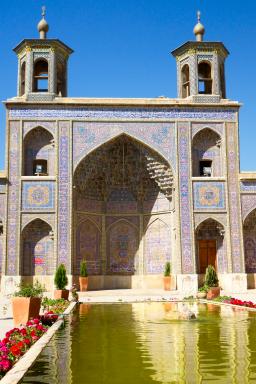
[57,62,67,97]
[20,61,26,96]
[33,59,48,92]
[198,61,212,94]
[181,64,190,98]
[23,127,54,176]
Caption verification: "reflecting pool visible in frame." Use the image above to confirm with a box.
[21,302,256,383]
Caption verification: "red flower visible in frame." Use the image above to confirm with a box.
[23,338,31,346]
[10,345,22,357]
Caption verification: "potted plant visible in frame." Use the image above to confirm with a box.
[205,265,220,299]
[12,281,44,326]
[197,285,208,299]
[54,264,69,300]
[79,259,88,291]
[163,261,172,291]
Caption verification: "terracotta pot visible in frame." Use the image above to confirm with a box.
[54,289,69,300]
[12,297,41,326]
[206,286,220,300]
[197,291,207,299]
[163,276,171,291]
[79,276,88,292]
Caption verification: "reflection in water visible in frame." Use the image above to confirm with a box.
[21,302,256,383]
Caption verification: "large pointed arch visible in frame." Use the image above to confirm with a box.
[243,208,256,273]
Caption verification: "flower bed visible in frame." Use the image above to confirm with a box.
[213,296,256,309]
[0,313,59,379]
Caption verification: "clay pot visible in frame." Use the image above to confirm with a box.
[206,287,220,300]
[163,276,172,291]
[54,289,69,300]
[12,297,41,326]
[197,291,207,299]
[79,276,88,292]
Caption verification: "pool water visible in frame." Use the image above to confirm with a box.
[21,302,256,383]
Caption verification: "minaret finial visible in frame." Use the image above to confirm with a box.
[37,5,49,39]
[42,5,46,18]
[193,10,205,42]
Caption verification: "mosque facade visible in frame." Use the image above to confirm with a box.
[0,12,256,294]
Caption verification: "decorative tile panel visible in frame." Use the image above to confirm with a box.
[241,194,256,220]
[226,123,243,272]
[9,106,237,121]
[178,122,194,273]
[73,122,176,171]
[58,121,71,271]
[21,213,55,230]
[23,121,56,137]
[22,182,55,211]
[240,181,256,193]
[193,182,225,210]
[0,195,6,219]
[7,121,20,275]
[191,122,224,138]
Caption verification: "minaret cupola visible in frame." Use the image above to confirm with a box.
[13,7,73,101]
[171,11,228,103]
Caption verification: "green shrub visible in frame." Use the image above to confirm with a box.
[80,259,88,277]
[198,284,209,293]
[204,265,218,287]
[54,264,68,290]
[13,280,44,298]
[164,261,171,277]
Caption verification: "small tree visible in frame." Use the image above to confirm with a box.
[80,259,88,277]
[164,261,172,277]
[204,265,218,287]
[54,264,68,290]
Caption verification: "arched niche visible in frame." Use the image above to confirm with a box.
[23,127,54,176]
[243,208,256,273]
[195,218,226,274]
[20,61,26,96]
[107,220,139,275]
[21,219,53,276]
[144,218,171,274]
[192,128,222,177]
[75,219,101,275]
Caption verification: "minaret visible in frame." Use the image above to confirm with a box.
[13,7,73,100]
[171,11,228,102]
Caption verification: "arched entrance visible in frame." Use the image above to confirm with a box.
[195,219,225,274]
[243,209,256,273]
[21,219,53,276]
[73,134,175,287]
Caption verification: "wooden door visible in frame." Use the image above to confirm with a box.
[198,240,217,274]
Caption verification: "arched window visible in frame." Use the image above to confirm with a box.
[33,59,48,92]
[20,62,26,95]
[198,62,212,94]
[192,129,222,177]
[23,127,54,176]
[181,64,190,98]
[219,63,226,98]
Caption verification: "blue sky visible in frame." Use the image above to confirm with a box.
[0,0,255,170]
